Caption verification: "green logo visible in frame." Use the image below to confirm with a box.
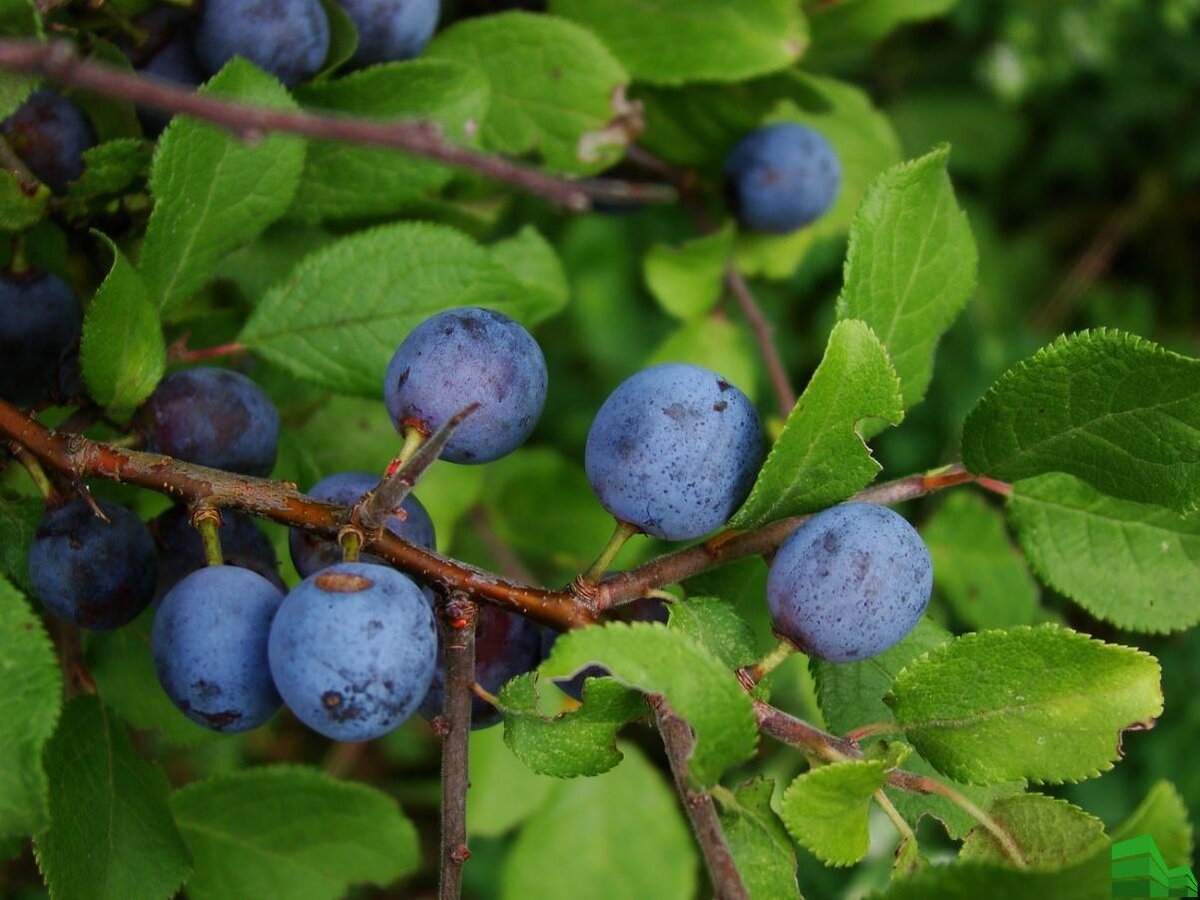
[1112,835,1197,898]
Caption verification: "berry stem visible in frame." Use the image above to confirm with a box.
[744,638,794,684]
[437,592,478,900]
[9,441,56,501]
[394,425,426,472]
[874,789,917,847]
[582,519,638,584]
[339,527,363,563]
[192,510,224,567]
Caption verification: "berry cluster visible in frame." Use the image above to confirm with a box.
[21,291,933,744]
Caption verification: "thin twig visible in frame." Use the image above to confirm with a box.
[0,132,41,194]
[725,267,796,419]
[438,592,478,900]
[166,335,248,364]
[650,695,749,900]
[0,39,676,212]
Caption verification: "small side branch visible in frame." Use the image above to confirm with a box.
[438,593,478,900]
[0,39,676,213]
[725,267,796,420]
[650,695,749,900]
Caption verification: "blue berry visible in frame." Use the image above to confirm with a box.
[196,0,330,86]
[152,505,283,594]
[420,603,542,729]
[130,10,204,134]
[152,565,284,732]
[339,0,439,66]
[767,503,932,662]
[137,367,280,476]
[1,89,94,192]
[0,271,82,406]
[384,307,548,464]
[585,363,763,541]
[269,562,437,741]
[27,499,158,630]
[289,471,435,578]
[724,123,841,234]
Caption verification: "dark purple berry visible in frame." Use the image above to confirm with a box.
[1,89,94,193]
[0,271,82,406]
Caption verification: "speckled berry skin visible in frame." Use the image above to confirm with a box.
[767,503,933,663]
[420,603,543,729]
[27,499,158,630]
[340,0,439,66]
[288,471,436,578]
[137,367,280,476]
[1,89,94,193]
[195,0,330,86]
[269,562,437,741]
[152,566,284,732]
[152,505,283,594]
[584,363,764,541]
[383,307,548,464]
[724,123,841,234]
[0,272,82,406]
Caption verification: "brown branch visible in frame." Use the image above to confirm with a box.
[0,399,591,629]
[594,463,974,611]
[650,695,749,900]
[0,132,41,194]
[0,39,676,213]
[437,592,478,900]
[725,267,796,419]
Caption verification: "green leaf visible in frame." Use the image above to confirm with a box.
[467,726,556,837]
[730,320,903,528]
[239,222,551,396]
[959,794,1107,869]
[0,0,40,120]
[715,778,801,899]
[84,609,217,746]
[1009,473,1200,633]
[0,494,41,592]
[1111,781,1193,868]
[961,330,1200,513]
[540,622,757,784]
[807,0,957,71]
[644,224,733,321]
[172,766,418,900]
[501,743,697,900]
[139,59,305,313]
[548,0,806,86]
[216,222,335,307]
[647,314,759,402]
[876,855,1109,900]
[80,235,165,416]
[0,169,48,231]
[426,12,630,174]
[34,697,192,900]
[667,597,758,670]
[72,40,140,141]
[488,225,570,319]
[922,491,1039,629]
[314,0,357,78]
[64,138,152,204]
[779,760,888,866]
[885,625,1164,784]
[834,146,977,409]
[0,575,60,838]
[289,60,488,223]
[500,675,646,778]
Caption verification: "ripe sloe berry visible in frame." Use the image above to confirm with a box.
[384,307,548,464]
[129,9,204,135]
[340,0,439,66]
[289,471,435,578]
[1,89,95,193]
[151,505,283,594]
[420,603,543,729]
[269,562,437,741]
[196,0,330,86]
[0,271,82,406]
[27,499,158,630]
[724,123,841,234]
[153,565,284,732]
[767,503,933,662]
[137,367,280,476]
[585,363,763,541]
